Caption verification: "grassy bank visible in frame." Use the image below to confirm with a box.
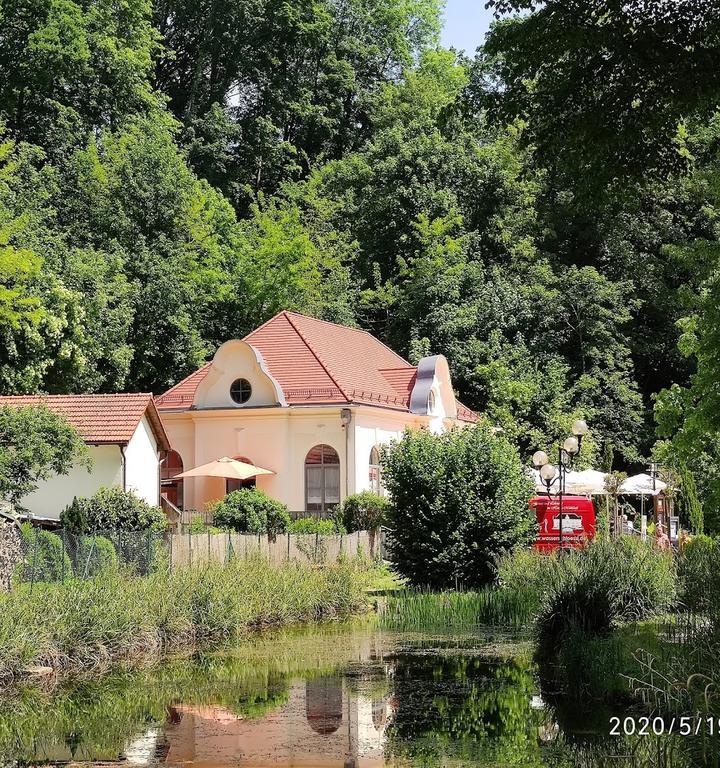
[0,557,369,686]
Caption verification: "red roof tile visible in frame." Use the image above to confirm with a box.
[0,394,170,450]
[156,311,478,422]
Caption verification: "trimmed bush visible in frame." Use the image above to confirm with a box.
[535,538,676,656]
[289,517,343,535]
[60,487,166,533]
[19,524,71,583]
[382,424,536,588]
[340,492,389,532]
[211,489,290,535]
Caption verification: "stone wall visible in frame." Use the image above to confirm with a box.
[0,522,23,591]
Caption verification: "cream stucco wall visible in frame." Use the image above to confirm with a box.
[353,408,422,495]
[161,405,428,514]
[20,415,161,520]
[21,445,122,521]
[124,415,161,506]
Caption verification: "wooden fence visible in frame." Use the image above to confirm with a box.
[168,530,381,568]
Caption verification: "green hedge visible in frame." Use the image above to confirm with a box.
[288,517,344,535]
[339,492,389,533]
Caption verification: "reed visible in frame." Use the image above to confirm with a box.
[0,556,368,686]
[378,587,538,631]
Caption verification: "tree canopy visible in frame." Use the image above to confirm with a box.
[1,0,720,523]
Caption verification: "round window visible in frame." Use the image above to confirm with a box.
[230,378,252,404]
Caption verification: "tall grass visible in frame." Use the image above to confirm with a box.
[535,538,676,657]
[379,587,538,631]
[0,556,368,686]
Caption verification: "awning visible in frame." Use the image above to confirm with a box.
[173,456,275,481]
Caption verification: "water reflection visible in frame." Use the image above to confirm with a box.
[0,623,706,767]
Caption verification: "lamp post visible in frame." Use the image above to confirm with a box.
[533,420,589,551]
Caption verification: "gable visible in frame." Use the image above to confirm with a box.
[156,311,478,422]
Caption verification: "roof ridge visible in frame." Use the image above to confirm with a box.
[284,311,412,367]
[283,311,351,403]
[0,392,153,399]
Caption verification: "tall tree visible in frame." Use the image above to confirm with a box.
[482,0,720,190]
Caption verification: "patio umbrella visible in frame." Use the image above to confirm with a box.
[529,467,608,495]
[173,456,274,480]
[619,473,667,496]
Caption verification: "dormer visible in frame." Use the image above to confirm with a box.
[193,340,287,410]
[409,355,457,420]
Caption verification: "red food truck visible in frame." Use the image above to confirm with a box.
[530,495,596,552]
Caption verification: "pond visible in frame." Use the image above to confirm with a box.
[0,621,706,767]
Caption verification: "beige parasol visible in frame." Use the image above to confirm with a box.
[173,456,274,480]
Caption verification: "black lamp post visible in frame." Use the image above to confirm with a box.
[532,420,589,551]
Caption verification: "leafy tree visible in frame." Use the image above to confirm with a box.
[0,405,89,507]
[482,0,720,188]
[381,424,536,588]
[154,0,442,207]
[0,0,158,155]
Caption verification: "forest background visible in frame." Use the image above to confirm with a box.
[2,0,720,525]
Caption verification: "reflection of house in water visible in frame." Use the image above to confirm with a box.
[142,676,392,767]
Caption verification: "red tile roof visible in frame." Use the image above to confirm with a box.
[0,394,170,450]
[156,311,478,422]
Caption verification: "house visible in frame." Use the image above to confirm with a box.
[156,311,477,516]
[0,394,170,522]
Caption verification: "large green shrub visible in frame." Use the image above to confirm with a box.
[340,492,389,532]
[211,489,290,535]
[60,487,166,533]
[381,424,536,588]
[536,538,676,656]
[19,524,71,582]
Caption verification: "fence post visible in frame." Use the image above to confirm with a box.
[29,527,39,593]
[287,531,291,561]
[82,534,97,579]
[207,530,211,564]
[169,532,173,574]
[61,529,66,583]
[188,530,192,568]
[314,531,319,562]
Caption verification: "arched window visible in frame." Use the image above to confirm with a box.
[305,445,340,513]
[226,455,257,494]
[427,389,436,413]
[369,446,384,496]
[305,676,343,735]
[160,450,184,510]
